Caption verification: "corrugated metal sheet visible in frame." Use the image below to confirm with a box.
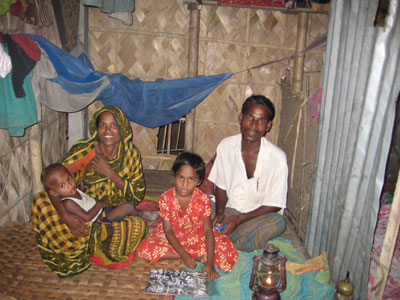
[305,0,400,299]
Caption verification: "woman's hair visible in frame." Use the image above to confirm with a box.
[172,152,206,184]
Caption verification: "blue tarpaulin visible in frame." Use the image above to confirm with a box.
[29,34,233,128]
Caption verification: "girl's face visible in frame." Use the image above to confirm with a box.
[174,165,200,199]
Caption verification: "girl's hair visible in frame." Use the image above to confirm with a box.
[172,152,206,184]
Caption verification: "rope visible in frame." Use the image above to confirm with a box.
[234,34,327,75]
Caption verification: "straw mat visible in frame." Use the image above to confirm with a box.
[0,222,182,300]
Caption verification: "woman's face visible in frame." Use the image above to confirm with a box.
[97,112,121,147]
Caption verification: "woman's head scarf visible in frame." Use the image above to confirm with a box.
[63,105,144,205]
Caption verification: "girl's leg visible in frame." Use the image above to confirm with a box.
[159,251,181,260]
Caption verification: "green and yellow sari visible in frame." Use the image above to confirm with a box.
[32,106,147,277]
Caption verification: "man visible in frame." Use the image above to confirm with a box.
[208,95,288,252]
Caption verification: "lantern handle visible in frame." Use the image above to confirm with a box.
[277,255,288,293]
[249,255,262,290]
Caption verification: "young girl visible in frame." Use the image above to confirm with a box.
[41,163,139,223]
[137,152,238,280]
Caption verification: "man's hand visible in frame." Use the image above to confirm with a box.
[221,215,241,235]
[212,213,225,226]
[63,213,89,237]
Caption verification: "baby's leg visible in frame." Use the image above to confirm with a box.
[106,202,136,222]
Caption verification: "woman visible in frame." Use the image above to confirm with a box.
[32,106,150,277]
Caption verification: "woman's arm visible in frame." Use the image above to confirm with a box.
[63,199,108,223]
[162,219,197,269]
[202,216,219,281]
[90,151,145,204]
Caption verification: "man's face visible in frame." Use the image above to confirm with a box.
[239,103,272,144]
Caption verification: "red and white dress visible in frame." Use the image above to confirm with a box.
[137,187,238,272]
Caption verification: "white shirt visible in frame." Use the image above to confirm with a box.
[208,134,288,214]
[61,189,102,222]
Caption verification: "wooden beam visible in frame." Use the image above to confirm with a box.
[293,12,309,93]
[184,4,201,152]
[29,124,44,194]
[371,170,400,299]
[183,0,328,14]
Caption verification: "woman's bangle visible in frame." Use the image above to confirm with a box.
[116,176,124,185]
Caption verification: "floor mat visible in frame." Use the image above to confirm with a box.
[0,222,182,300]
[175,237,335,300]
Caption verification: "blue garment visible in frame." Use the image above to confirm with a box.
[29,34,233,128]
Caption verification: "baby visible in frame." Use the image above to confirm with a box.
[41,163,137,223]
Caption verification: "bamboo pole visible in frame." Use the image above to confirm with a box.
[184,2,201,152]
[371,170,400,299]
[293,13,309,93]
[29,124,44,194]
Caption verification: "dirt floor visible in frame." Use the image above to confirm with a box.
[0,170,310,300]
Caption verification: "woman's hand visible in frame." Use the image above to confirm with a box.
[91,154,115,178]
[202,261,219,281]
[62,213,89,237]
[182,253,197,269]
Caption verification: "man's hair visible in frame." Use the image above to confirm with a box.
[172,152,206,185]
[41,163,68,190]
[241,95,275,121]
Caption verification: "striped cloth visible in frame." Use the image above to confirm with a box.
[210,202,286,252]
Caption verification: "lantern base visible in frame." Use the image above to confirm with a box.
[252,290,281,300]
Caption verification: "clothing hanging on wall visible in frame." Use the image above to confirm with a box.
[0,43,12,78]
[0,44,37,136]
[2,34,38,98]
[81,0,135,26]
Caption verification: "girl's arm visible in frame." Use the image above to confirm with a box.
[162,218,197,269]
[63,199,108,223]
[202,215,219,281]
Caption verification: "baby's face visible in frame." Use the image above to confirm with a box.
[48,168,77,198]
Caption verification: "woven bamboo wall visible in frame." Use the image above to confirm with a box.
[278,76,319,241]
[0,13,68,226]
[88,1,328,171]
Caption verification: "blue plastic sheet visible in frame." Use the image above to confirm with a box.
[29,34,233,128]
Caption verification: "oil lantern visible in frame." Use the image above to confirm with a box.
[249,244,287,300]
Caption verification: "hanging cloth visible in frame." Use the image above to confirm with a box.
[29,34,233,128]
[10,33,41,61]
[2,34,36,98]
[81,0,135,13]
[0,44,37,136]
[31,48,109,119]
[0,0,17,16]
[0,43,12,78]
